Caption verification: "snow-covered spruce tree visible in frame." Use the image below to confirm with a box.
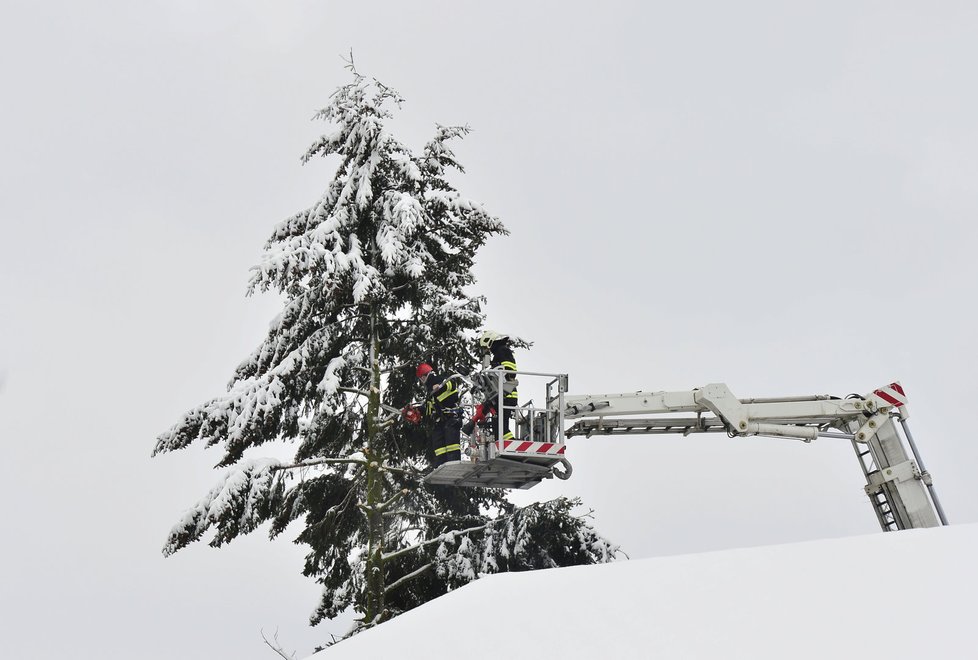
[154,68,620,635]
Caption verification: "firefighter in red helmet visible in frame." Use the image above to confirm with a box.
[411,362,462,466]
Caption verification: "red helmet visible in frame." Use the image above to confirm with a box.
[416,363,433,378]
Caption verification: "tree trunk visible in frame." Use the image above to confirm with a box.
[363,308,386,624]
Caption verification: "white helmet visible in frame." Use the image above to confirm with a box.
[479,330,508,348]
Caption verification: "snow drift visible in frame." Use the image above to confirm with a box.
[314,523,977,659]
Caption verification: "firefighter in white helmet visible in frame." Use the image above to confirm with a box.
[462,330,518,441]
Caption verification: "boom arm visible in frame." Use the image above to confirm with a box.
[562,383,882,441]
[557,382,947,532]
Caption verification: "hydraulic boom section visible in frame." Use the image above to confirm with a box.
[559,382,947,531]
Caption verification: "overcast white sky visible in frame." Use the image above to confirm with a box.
[2,2,977,658]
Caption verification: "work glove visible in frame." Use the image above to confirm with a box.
[462,404,484,435]
[471,404,486,424]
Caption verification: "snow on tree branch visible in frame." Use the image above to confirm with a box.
[272,454,367,472]
[153,327,366,465]
[318,356,346,396]
[162,459,284,556]
[154,360,297,461]
[384,562,433,595]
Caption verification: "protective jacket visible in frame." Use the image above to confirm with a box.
[468,339,518,440]
[423,372,462,464]
[423,372,460,417]
[487,340,518,405]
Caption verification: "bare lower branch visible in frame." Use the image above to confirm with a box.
[380,402,402,415]
[379,488,409,512]
[272,456,367,471]
[391,525,424,534]
[384,562,433,594]
[380,463,425,477]
[381,500,547,562]
[383,509,482,522]
[260,628,295,660]
[340,386,371,399]
[382,520,493,562]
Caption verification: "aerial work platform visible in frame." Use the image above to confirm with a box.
[424,438,570,490]
[422,370,572,490]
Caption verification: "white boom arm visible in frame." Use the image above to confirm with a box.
[562,383,894,440]
[557,382,947,532]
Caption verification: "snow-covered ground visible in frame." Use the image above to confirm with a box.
[314,523,976,659]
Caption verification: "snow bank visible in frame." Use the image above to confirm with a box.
[313,523,977,659]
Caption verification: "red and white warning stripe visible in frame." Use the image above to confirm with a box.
[871,382,908,408]
[500,440,567,456]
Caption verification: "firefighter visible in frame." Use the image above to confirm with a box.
[413,362,462,466]
[462,330,518,441]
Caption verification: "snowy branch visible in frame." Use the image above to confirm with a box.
[379,463,425,477]
[380,498,570,562]
[162,459,283,555]
[272,456,367,471]
[376,417,399,431]
[382,519,496,562]
[379,488,409,512]
[379,402,402,415]
[384,562,433,595]
[338,386,371,399]
[383,509,482,522]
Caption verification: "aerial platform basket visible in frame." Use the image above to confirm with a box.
[424,439,571,490]
[423,370,572,490]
